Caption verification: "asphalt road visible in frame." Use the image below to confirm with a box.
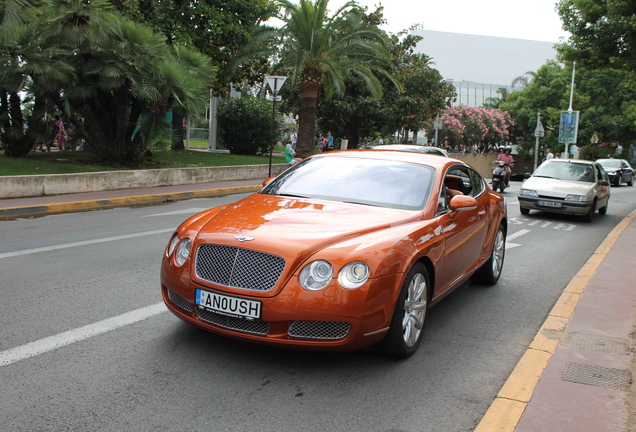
[1,184,635,432]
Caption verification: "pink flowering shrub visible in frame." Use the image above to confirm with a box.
[426,106,514,146]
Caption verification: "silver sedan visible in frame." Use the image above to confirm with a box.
[518,159,611,222]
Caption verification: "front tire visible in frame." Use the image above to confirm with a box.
[520,206,530,215]
[599,198,609,215]
[582,199,596,222]
[381,263,429,358]
[471,223,506,285]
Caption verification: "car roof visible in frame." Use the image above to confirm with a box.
[543,158,595,165]
[370,144,446,153]
[312,149,462,171]
[597,158,626,163]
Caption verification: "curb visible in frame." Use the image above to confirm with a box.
[0,185,261,220]
[474,209,636,432]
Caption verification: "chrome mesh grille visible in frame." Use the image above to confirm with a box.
[288,321,351,340]
[168,289,193,312]
[197,308,269,335]
[195,244,286,291]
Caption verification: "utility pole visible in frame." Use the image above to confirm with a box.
[534,113,544,171]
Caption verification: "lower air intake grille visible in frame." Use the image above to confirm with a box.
[288,321,351,340]
[168,289,193,312]
[197,308,269,335]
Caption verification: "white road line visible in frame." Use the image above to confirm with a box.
[506,229,530,241]
[0,303,167,367]
[146,208,207,217]
[0,228,174,259]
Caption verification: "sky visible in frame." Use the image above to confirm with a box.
[329,0,570,43]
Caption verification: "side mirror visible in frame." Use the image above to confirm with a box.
[524,173,531,179]
[262,177,276,187]
[599,180,610,187]
[449,195,478,212]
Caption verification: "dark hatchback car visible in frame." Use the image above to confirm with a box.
[596,159,634,187]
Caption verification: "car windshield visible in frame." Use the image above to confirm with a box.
[261,155,435,210]
[533,161,596,183]
[598,160,622,169]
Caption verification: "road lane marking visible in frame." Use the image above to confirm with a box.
[146,208,207,217]
[507,229,530,250]
[0,303,167,367]
[0,228,174,259]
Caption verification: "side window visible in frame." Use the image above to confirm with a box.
[468,169,484,196]
[447,167,473,196]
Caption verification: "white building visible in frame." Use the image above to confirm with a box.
[412,30,558,106]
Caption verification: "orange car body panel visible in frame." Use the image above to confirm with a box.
[161,151,507,351]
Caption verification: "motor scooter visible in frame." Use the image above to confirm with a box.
[491,161,508,192]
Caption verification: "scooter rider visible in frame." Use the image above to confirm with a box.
[496,147,515,186]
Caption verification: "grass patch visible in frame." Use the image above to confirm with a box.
[0,149,286,176]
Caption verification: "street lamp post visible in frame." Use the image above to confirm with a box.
[265,76,287,177]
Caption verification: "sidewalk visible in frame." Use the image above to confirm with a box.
[1,181,635,431]
[476,209,636,432]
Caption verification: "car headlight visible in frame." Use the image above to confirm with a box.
[299,260,333,291]
[565,194,585,202]
[167,233,179,256]
[174,238,192,266]
[520,189,538,197]
[338,262,370,289]
[606,171,616,175]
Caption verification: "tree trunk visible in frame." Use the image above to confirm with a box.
[171,111,185,150]
[297,89,318,158]
[344,119,360,148]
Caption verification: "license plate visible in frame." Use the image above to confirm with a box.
[537,200,562,208]
[195,289,261,320]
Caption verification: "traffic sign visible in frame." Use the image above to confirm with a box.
[534,122,545,137]
[266,76,287,95]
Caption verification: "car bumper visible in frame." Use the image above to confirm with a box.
[161,270,403,352]
[518,196,592,215]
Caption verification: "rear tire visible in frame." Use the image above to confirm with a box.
[381,263,429,358]
[471,224,506,285]
[628,177,633,186]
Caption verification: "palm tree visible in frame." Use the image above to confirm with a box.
[512,72,536,89]
[277,0,392,157]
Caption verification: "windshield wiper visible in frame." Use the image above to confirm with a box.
[533,175,557,179]
[277,193,309,198]
[342,200,382,207]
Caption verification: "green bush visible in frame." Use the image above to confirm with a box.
[217,97,282,155]
[578,144,613,161]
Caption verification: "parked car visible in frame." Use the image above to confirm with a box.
[369,144,449,157]
[518,159,610,222]
[596,158,634,187]
[161,151,507,358]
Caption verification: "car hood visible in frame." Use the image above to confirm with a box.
[523,177,595,198]
[194,193,419,266]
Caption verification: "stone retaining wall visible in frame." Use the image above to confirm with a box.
[0,164,289,199]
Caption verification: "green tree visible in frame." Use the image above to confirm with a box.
[500,61,636,159]
[0,0,215,164]
[557,0,636,76]
[276,0,393,158]
[112,0,277,150]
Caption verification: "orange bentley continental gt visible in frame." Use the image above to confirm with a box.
[161,150,507,357]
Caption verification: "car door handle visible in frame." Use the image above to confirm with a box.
[478,210,486,218]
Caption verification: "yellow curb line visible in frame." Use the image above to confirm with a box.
[474,209,636,432]
[0,185,261,220]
